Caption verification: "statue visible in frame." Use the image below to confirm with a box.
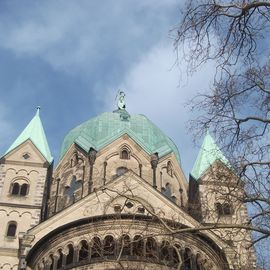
[117,91,126,110]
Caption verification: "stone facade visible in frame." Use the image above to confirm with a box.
[0,108,257,270]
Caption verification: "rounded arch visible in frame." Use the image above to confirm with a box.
[78,239,89,262]
[20,211,33,218]
[25,215,231,270]
[65,244,74,265]
[91,236,102,258]
[11,176,29,184]
[8,210,20,217]
[28,170,39,176]
[56,249,63,269]
[6,221,17,237]
[103,235,116,256]
[133,235,144,256]
[120,147,130,160]
[10,177,30,196]
[145,237,158,259]
[16,169,28,175]
[119,234,131,256]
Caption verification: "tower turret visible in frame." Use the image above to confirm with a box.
[0,108,53,269]
[188,132,257,269]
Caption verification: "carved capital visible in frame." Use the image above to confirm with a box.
[150,153,159,169]
[88,148,97,165]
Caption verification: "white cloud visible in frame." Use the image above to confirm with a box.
[0,1,180,75]
[0,102,15,155]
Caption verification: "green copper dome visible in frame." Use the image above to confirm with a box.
[60,110,181,164]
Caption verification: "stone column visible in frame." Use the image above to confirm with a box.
[150,153,159,189]
[88,148,97,194]
[103,161,107,185]
[54,178,61,214]
[179,188,183,207]
[139,164,142,177]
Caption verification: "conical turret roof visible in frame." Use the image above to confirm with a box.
[191,132,229,180]
[5,108,53,163]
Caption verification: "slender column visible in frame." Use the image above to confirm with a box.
[88,148,97,194]
[74,246,79,263]
[54,178,61,214]
[150,153,159,189]
[103,161,107,185]
[81,165,85,198]
[179,188,183,207]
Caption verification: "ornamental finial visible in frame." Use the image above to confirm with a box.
[116,90,126,110]
[36,106,41,116]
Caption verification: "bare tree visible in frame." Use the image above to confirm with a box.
[175,0,270,268]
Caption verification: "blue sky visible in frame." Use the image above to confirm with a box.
[0,1,215,177]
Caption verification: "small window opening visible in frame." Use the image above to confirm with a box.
[137,206,145,214]
[7,222,17,237]
[121,149,129,160]
[20,184,28,196]
[114,205,122,213]
[216,202,233,216]
[125,201,134,209]
[11,183,20,195]
[22,153,30,160]
[167,161,173,177]
[116,167,128,177]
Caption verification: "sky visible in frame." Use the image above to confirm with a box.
[0,0,215,178]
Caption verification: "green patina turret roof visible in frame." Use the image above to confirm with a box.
[5,108,53,163]
[60,110,181,164]
[191,131,229,180]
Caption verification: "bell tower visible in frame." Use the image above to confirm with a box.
[0,108,53,269]
[188,132,257,269]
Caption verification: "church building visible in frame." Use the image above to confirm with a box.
[0,93,257,269]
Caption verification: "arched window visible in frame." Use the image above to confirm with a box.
[11,183,20,195]
[223,203,232,215]
[120,234,131,256]
[183,248,193,270]
[20,183,29,196]
[6,221,17,237]
[11,181,29,196]
[49,254,54,270]
[215,203,223,216]
[167,161,173,177]
[104,235,115,256]
[56,250,63,269]
[116,167,128,177]
[216,202,233,216]
[120,149,129,160]
[162,183,172,198]
[160,241,171,263]
[171,245,180,266]
[145,237,157,259]
[133,235,144,256]
[79,240,89,261]
[65,244,74,265]
[91,237,102,258]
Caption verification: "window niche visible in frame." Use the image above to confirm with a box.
[167,161,173,177]
[10,180,29,196]
[120,147,130,160]
[116,167,128,177]
[6,221,17,238]
[216,202,233,216]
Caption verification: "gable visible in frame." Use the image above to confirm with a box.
[3,140,48,166]
[25,170,226,253]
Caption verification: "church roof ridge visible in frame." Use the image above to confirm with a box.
[5,107,53,163]
[190,131,229,180]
